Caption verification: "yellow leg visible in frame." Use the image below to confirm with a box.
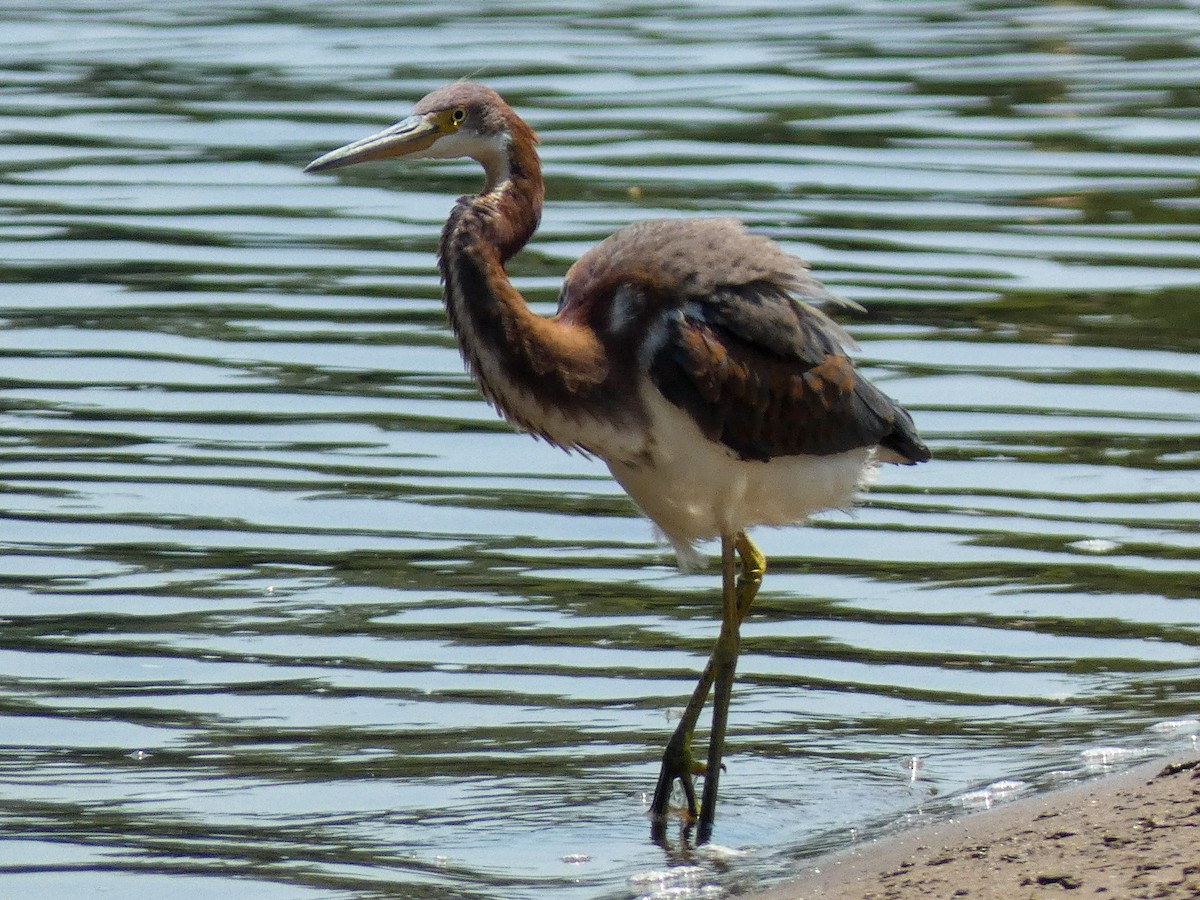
[695,535,739,843]
[734,531,766,616]
[650,531,766,843]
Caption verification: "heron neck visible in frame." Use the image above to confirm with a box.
[437,140,543,340]
[451,137,544,263]
[436,145,613,450]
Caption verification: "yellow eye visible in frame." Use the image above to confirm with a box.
[451,108,467,126]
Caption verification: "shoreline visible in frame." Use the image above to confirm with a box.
[753,752,1200,899]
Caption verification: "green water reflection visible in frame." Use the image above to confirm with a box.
[2,2,1199,898]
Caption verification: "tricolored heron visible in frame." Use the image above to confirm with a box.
[305,82,929,844]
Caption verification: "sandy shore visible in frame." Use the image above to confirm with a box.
[754,753,1200,899]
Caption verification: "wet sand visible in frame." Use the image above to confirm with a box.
[755,754,1200,899]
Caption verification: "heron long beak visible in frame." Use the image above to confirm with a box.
[304,113,442,173]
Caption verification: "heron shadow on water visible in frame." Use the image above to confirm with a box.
[305,81,930,847]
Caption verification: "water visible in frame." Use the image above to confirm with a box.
[2,2,1199,897]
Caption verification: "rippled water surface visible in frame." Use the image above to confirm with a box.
[2,2,1199,898]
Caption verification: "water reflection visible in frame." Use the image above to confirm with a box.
[1,1,1198,898]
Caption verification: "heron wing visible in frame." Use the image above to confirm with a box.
[649,284,929,464]
[559,218,928,463]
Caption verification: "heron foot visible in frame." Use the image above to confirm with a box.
[651,730,702,822]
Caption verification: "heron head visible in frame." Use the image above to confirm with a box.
[304,82,536,190]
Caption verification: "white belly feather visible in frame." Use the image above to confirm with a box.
[605,387,876,567]
[476,345,878,569]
